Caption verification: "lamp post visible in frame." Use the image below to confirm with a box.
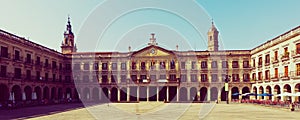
[225,75,231,104]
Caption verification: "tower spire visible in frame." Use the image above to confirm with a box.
[207,18,219,51]
[61,16,76,54]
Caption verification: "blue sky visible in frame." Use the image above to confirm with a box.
[1,0,300,52]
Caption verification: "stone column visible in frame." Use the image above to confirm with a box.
[166,86,169,102]
[207,87,211,102]
[239,89,243,102]
[228,89,232,102]
[137,86,140,102]
[117,88,120,102]
[127,87,130,102]
[291,85,295,103]
[157,86,159,102]
[177,87,179,102]
[187,87,190,101]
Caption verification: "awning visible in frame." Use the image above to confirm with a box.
[157,79,168,83]
[257,93,273,96]
[275,92,293,96]
[232,93,241,96]
[242,93,257,96]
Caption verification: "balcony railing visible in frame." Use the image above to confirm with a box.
[279,73,290,81]
[281,52,290,61]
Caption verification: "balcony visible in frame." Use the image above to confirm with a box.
[291,50,300,58]
[281,52,290,61]
[0,53,11,60]
[290,71,300,79]
[279,73,290,81]
[270,74,279,82]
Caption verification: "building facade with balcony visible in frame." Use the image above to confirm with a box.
[251,26,300,102]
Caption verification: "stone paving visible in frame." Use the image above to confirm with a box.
[1,102,300,120]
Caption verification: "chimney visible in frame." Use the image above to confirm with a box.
[176,45,179,51]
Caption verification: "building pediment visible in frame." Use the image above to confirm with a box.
[131,45,174,57]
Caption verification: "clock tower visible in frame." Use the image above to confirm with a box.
[207,20,219,51]
[61,16,77,54]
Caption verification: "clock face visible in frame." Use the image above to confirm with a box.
[151,48,156,54]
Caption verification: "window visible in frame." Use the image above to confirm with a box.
[181,62,185,69]
[232,61,239,68]
[297,43,300,54]
[14,68,21,79]
[26,53,31,63]
[150,61,155,69]
[112,63,117,70]
[141,62,146,70]
[111,75,117,83]
[169,74,176,81]
[59,75,62,82]
[191,74,197,82]
[0,65,7,77]
[258,72,262,80]
[252,73,256,81]
[14,50,20,60]
[170,60,175,69]
[83,63,89,70]
[284,66,289,77]
[222,61,228,68]
[211,74,218,82]
[265,54,270,64]
[36,71,41,80]
[283,47,289,58]
[102,75,108,83]
[265,70,270,80]
[232,74,239,82]
[258,57,262,66]
[102,63,108,70]
[0,46,8,58]
[252,59,256,67]
[36,56,40,65]
[201,74,207,82]
[297,64,300,76]
[52,61,57,69]
[274,51,278,60]
[52,74,56,81]
[150,75,156,81]
[243,74,250,82]
[221,74,226,82]
[191,61,196,69]
[131,75,137,82]
[243,61,249,68]
[45,59,49,67]
[121,75,127,83]
[65,76,71,83]
[59,63,62,70]
[45,73,48,81]
[26,70,31,80]
[66,64,71,70]
[201,61,207,69]
[74,64,80,70]
[93,63,98,70]
[180,75,187,82]
[159,75,166,79]
[159,62,165,69]
[131,62,136,70]
[211,61,217,68]
[121,63,126,70]
[275,68,278,78]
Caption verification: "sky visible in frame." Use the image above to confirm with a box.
[1,0,300,52]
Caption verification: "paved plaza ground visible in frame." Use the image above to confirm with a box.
[1,102,300,120]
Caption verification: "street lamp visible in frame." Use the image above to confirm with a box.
[225,75,231,104]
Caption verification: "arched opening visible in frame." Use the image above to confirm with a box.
[242,87,250,100]
[0,84,9,104]
[120,87,127,101]
[266,86,272,100]
[231,87,239,100]
[179,87,187,101]
[12,85,22,102]
[221,87,226,101]
[139,86,147,101]
[74,88,79,100]
[130,86,137,101]
[43,86,49,100]
[295,83,300,102]
[66,88,72,99]
[58,88,62,100]
[200,87,207,102]
[274,85,281,101]
[51,87,56,100]
[169,86,177,102]
[24,86,32,101]
[110,87,118,102]
[253,86,257,100]
[190,87,197,101]
[92,87,99,101]
[284,84,291,102]
[159,86,167,101]
[210,87,218,101]
[83,88,90,100]
[149,86,157,101]
[34,86,41,100]
[101,87,109,102]
[259,86,264,100]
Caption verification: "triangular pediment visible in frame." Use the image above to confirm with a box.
[131,45,174,57]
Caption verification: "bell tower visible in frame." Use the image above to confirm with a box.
[207,20,219,51]
[61,16,77,54]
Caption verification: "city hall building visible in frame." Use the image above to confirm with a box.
[0,17,299,106]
